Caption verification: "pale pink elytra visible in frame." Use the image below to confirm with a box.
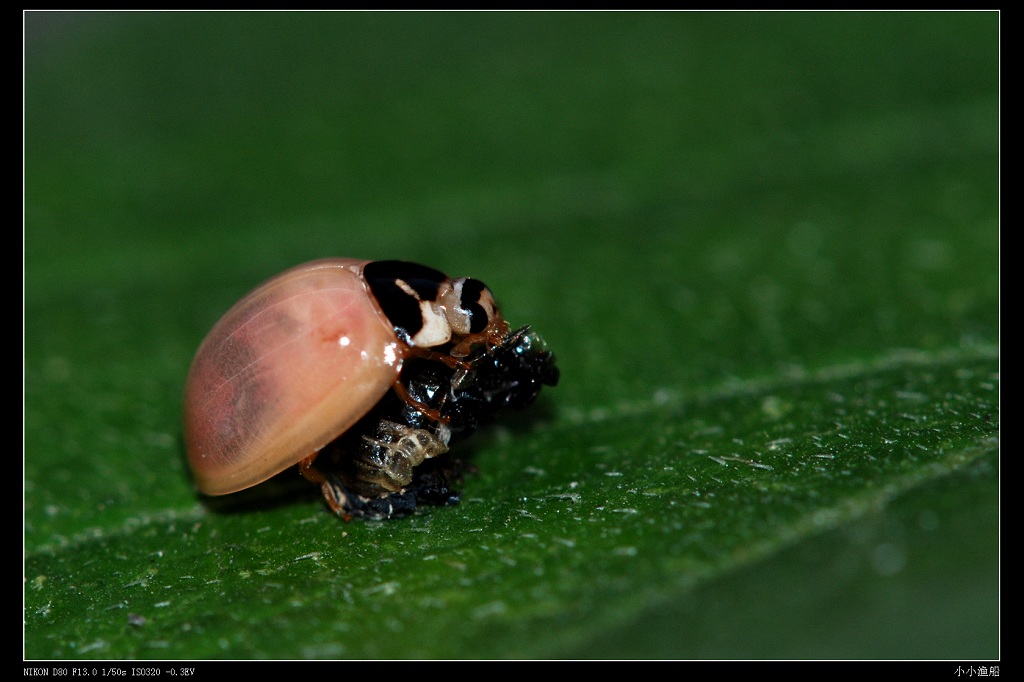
[183,258,403,496]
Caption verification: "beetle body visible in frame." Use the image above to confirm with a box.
[184,258,557,519]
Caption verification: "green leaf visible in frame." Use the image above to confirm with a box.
[25,11,998,659]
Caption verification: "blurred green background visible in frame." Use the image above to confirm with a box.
[24,11,998,659]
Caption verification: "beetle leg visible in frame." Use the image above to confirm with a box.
[407,345,474,371]
[298,453,326,483]
[319,478,356,522]
[392,379,451,424]
[299,455,355,520]
[448,319,511,358]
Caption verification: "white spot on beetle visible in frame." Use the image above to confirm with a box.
[395,279,418,298]
[411,302,452,347]
[383,343,399,366]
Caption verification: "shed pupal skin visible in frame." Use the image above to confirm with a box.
[305,325,559,520]
[184,258,558,521]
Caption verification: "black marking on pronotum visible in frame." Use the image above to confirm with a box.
[457,278,491,334]
[365,260,448,343]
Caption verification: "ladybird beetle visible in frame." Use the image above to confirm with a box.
[183,258,558,520]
